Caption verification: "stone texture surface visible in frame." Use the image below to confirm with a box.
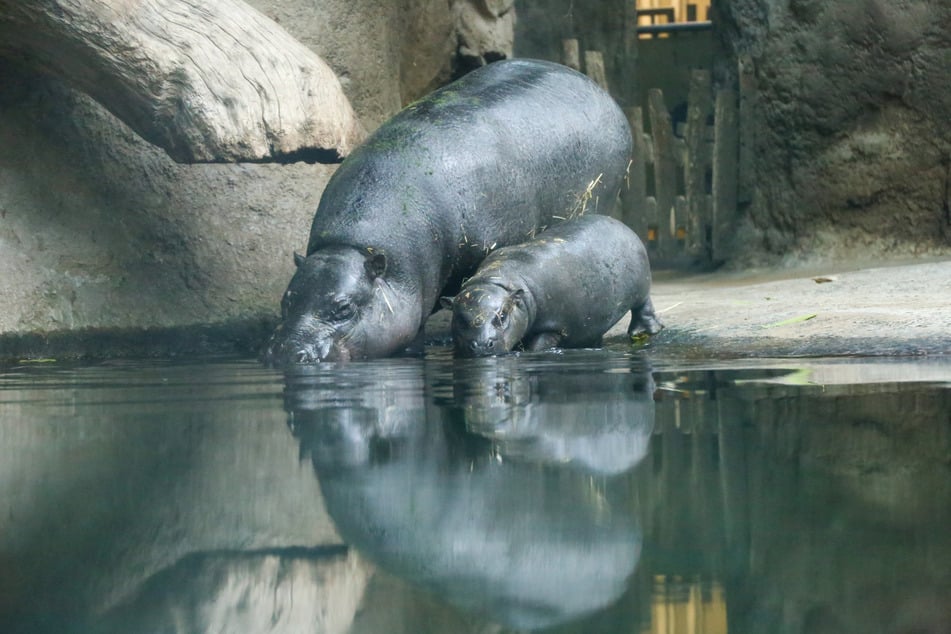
[715,0,951,265]
[0,0,366,163]
[606,258,951,357]
[0,0,515,349]
[0,65,332,334]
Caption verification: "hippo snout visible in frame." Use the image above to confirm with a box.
[461,336,499,358]
[264,321,344,365]
[289,340,333,364]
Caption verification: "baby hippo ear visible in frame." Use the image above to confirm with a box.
[365,251,387,279]
[293,252,306,268]
[510,288,526,307]
[439,296,455,311]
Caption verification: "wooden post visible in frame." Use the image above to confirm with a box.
[624,107,649,240]
[620,1,639,107]
[584,50,609,91]
[713,89,739,263]
[684,69,712,260]
[647,89,678,260]
[624,2,640,57]
[644,197,660,254]
[674,196,689,246]
[562,38,581,71]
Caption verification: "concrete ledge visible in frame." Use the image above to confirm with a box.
[4,260,949,362]
[619,259,951,358]
[0,317,277,363]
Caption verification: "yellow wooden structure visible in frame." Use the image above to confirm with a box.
[637,0,712,25]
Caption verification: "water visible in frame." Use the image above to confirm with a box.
[1,349,949,634]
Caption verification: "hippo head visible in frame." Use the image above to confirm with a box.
[442,282,530,357]
[264,247,397,364]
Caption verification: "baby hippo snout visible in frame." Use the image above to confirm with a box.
[467,336,499,357]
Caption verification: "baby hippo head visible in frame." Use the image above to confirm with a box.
[443,283,529,357]
[264,247,388,364]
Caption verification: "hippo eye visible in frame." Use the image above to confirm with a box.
[492,310,507,328]
[330,301,355,322]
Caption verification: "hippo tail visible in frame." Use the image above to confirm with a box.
[628,296,664,337]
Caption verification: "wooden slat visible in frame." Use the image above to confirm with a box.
[624,107,649,240]
[674,195,689,243]
[647,89,678,260]
[562,38,581,71]
[684,69,712,258]
[644,196,660,254]
[584,50,609,91]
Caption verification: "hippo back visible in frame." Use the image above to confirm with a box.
[307,59,633,313]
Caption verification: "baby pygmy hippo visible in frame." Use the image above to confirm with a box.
[442,214,663,357]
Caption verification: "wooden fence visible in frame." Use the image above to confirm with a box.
[566,41,755,268]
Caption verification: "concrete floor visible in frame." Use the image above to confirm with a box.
[629,258,951,358]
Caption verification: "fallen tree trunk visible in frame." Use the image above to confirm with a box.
[0,0,366,163]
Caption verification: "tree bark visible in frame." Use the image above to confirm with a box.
[0,0,366,163]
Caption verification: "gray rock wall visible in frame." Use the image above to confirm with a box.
[716,0,951,264]
[0,0,513,354]
[0,66,332,336]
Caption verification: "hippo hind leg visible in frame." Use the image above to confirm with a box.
[628,296,664,337]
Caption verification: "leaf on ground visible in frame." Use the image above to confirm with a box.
[761,313,817,329]
[630,332,652,345]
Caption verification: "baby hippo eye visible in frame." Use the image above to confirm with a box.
[330,301,355,322]
[492,310,507,328]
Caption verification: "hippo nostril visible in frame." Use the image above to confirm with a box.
[469,338,496,352]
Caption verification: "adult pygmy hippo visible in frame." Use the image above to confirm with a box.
[264,59,632,363]
[443,214,663,356]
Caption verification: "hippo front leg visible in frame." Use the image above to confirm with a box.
[522,332,566,352]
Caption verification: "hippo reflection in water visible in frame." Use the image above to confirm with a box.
[450,352,655,476]
[284,352,654,630]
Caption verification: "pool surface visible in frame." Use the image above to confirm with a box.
[1,349,949,633]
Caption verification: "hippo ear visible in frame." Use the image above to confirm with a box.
[293,252,306,268]
[510,288,526,307]
[439,296,454,311]
[365,251,387,279]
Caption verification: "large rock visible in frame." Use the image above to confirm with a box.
[0,0,367,164]
[0,0,514,356]
[716,0,951,264]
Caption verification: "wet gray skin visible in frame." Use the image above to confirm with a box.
[444,215,664,357]
[264,247,420,363]
[263,59,633,364]
[444,283,531,357]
